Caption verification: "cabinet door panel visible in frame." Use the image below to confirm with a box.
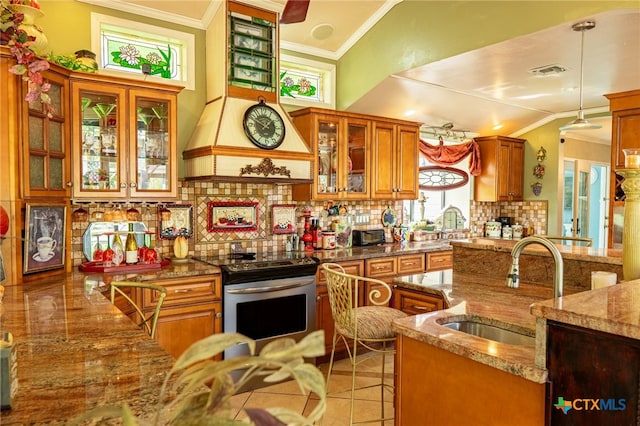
[393,288,444,315]
[155,302,222,359]
[427,251,452,271]
[509,141,524,200]
[398,254,426,274]
[71,81,128,199]
[370,122,395,198]
[395,125,419,199]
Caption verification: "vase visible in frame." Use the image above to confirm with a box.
[8,5,48,54]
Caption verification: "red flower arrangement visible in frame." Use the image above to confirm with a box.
[1,0,54,117]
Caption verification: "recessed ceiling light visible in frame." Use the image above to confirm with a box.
[404,110,416,116]
[493,124,503,131]
[311,23,334,40]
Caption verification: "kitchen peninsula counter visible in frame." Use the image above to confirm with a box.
[0,259,221,424]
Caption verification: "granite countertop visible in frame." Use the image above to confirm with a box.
[451,238,622,265]
[392,271,557,384]
[291,240,452,263]
[0,259,221,424]
[531,278,640,341]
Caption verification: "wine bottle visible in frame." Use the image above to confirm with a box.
[125,223,138,264]
[112,225,124,266]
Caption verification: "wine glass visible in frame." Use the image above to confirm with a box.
[92,235,103,261]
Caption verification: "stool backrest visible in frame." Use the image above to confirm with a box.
[322,263,359,335]
[110,281,167,338]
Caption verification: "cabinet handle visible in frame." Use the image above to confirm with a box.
[66,181,73,187]
[129,182,137,188]
[411,305,429,311]
[173,288,194,293]
[215,312,222,318]
[317,296,321,301]
[404,262,415,266]
[120,183,127,188]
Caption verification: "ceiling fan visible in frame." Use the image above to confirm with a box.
[280,0,310,24]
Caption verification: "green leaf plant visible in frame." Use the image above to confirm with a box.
[70,331,327,426]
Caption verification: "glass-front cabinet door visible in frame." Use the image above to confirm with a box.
[22,69,70,198]
[71,82,127,199]
[315,115,369,200]
[129,90,176,199]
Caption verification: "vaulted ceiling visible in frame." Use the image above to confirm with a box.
[83,1,640,144]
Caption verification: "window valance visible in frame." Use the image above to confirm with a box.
[419,138,481,176]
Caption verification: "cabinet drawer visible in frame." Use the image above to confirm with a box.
[317,260,364,286]
[145,275,222,308]
[426,251,453,271]
[366,257,397,278]
[397,254,426,274]
[393,288,444,315]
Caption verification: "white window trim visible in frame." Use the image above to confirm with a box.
[279,54,335,109]
[90,12,195,90]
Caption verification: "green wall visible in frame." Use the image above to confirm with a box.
[39,0,206,179]
[337,1,636,110]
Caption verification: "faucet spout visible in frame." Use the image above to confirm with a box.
[506,236,564,298]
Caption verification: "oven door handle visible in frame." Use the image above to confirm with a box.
[226,280,315,294]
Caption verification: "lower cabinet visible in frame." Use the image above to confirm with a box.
[547,321,639,425]
[392,287,444,315]
[426,251,452,271]
[396,334,546,425]
[155,302,222,360]
[316,260,364,361]
[147,274,222,359]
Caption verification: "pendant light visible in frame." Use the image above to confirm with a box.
[559,20,602,131]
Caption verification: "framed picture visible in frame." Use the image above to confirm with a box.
[271,204,297,234]
[159,204,193,239]
[24,203,66,274]
[207,201,258,233]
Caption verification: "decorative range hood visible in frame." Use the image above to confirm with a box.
[183,0,314,183]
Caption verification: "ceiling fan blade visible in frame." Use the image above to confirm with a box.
[280,0,310,24]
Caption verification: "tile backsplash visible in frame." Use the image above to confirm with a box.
[71,180,404,265]
[469,200,548,237]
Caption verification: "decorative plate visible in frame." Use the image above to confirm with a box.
[381,206,397,227]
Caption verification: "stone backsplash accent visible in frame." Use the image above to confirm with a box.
[469,200,548,237]
[71,180,404,265]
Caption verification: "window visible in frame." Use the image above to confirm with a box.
[279,54,335,109]
[90,13,195,90]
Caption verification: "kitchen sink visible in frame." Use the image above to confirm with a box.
[441,320,535,346]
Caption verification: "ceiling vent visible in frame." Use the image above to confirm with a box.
[529,64,567,76]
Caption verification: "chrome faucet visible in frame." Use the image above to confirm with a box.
[506,236,564,298]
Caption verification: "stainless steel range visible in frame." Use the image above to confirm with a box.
[194,253,319,391]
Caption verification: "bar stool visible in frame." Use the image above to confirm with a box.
[110,281,167,338]
[321,263,408,425]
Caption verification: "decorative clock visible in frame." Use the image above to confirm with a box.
[243,99,286,149]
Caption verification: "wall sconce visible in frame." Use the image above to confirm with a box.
[536,146,547,163]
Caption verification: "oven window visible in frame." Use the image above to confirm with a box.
[236,294,307,340]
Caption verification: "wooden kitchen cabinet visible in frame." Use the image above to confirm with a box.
[20,66,71,199]
[396,334,546,426]
[392,287,444,315]
[426,251,452,271]
[290,107,420,201]
[316,260,364,359]
[397,253,426,275]
[370,121,420,200]
[70,76,180,201]
[291,108,371,200]
[147,275,223,359]
[474,135,525,202]
[605,89,640,248]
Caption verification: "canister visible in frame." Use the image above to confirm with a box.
[512,224,524,239]
[502,225,513,239]
[485,222,502,238]
[323,230,336,250]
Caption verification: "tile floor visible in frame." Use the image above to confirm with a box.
[229,351,395,425]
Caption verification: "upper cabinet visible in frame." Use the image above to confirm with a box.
[290,107,420,201]
[370,121,420,200]
[605,89,640,248]
[19,62,71,199]
[474,135,525,202]
[70,76,180,201]
[290,108,370,200]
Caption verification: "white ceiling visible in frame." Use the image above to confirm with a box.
[89,0,640,144]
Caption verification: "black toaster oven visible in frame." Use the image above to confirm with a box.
[352,229,385,246]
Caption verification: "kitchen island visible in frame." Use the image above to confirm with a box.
[391,240,639,426]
